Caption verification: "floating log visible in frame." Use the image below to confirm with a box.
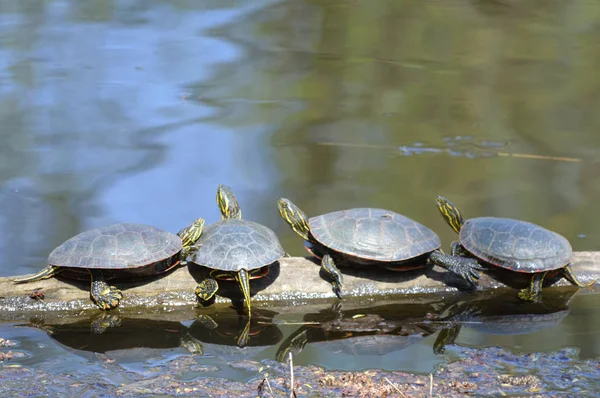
[0,253,598,318]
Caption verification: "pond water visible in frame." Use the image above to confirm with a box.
[1,0,600,391]
[1,289,599,382]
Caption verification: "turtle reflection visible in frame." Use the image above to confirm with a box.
[23,313,203,354]
[189,308,282,348]
[430,288,579,354]
[275,303,438,362]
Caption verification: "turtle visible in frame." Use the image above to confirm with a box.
[13,220,205,310]
[435,195,595,302]
[188,185,284,315]
[277,198,482,298]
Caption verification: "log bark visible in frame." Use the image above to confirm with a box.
[0,252,597,317]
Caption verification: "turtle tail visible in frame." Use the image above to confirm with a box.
[13,265,61,284]
[235,269,252,316]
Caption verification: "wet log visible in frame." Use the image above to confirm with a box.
[0,252,598,316]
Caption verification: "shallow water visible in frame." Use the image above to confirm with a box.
[1,0,600,390]
[1,290,599,383]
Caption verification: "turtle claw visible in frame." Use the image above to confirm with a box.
[518,288,541,302]
[91,285,123,310]
[195,278,219,302]
[429,251,483,286]
[332,281,343,299]
[446,258,482,286]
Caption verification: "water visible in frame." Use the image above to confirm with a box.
[1,289,599,384]
[1,0,600,389]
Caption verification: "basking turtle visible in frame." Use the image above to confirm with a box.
[277,199,482,298]
[189,185,284,315]
[436,196,595,301]
[14,220,204,310]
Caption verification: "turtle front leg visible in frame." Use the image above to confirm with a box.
[180,246,197,265]
[234,269,252,316]
[450,241,470,257]
[322,254,344,299]
[195,277,219,303]
[429,250,483,285]
[89,270,123,310]
[518,272,546,302]
[562,265,595,288]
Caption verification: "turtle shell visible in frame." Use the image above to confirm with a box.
[49,223,182,270]
[459,217,572,273]
[309,208,441,262]
[190,219,284,271]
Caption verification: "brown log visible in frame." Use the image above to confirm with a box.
[0,253,597,318]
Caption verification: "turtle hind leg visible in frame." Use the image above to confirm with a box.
[562,265,595,288]
[13,265,61,284]
[90,270,123,310]
[518,272,546,302]
[322,254,343,299]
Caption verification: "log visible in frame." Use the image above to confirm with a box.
[0,253,598,318]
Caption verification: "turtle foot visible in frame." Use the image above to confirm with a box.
[91,285,123,310]
[332,281,343,299]
[517,288,541,302]
[195,278,218,302]
[451,258,483,285]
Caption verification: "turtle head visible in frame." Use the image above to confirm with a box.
[277,198,310,241]
[177,217,205,248]
[436,196,464,234]
[217,184,242,220]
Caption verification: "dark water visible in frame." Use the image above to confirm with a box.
[1,0,600,386]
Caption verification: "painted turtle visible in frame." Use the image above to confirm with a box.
[14,220,204,310]
[436,196,595,301]
[277,198,482,298]
[189,185,284,315]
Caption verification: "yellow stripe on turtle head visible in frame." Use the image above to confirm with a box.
[436,196,464,234]
[178,217,205,247]
[277,198,310,241]
[217,184,242,220]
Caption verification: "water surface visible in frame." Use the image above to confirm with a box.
[1,0,600,386]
